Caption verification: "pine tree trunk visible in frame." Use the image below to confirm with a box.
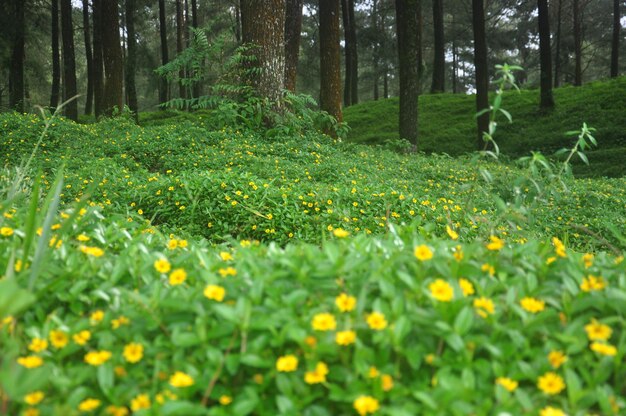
[50,0,61,110]
[319,0,343,126]
[431,0,445,93]
[472,0,489,149]
[192,0,198,27]
[538,0,554,108]
[158,0,169,106]
[554,0,562,87]
[417,0,423,85]
[101,0,124,116]
[348,0,358,104]
[573,0,582,86]
[61,0,78,120]
[372,0,379,100]
[395,0,419,145]
[383,72,388,98]
[125,0,138,120]
[235,0,242,43]
[82,0,94,115]
[284,0,303,92]
[9,0,25,113]
[342,0,352,106]
[176,0,186,99]
[611,0,620,77]
[92,0,104,116]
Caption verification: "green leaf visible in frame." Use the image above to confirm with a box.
[412,391,438,410]
[160,401,207,415]
[453,306,474,335]
[0,279,36,318]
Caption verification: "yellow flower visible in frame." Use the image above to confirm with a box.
[546,256,557,265]
[312,313,337,331]
[24,391,45,405]
[481,263,495,276]
[590,342,617,356]
[333,228,350,238]
[84,350,112,366]
[537,372,566,395]
[204,284,226,302]
[473,297,495,318]
[123,343,144,363]
[446,225,459,240]
[540,407,566,416]
[335,330,357,346]
[582,253,594,268]
[77,234,90,242]
[23,408,40,416]
[429,279,454,302]
[425,354,436,365]
[276,355,298,372]
[73,330,91,346]
[111,316,130,329]
[366,312,388,330]
[0,226,14,236]
[49,330,68,349]
[414,244,433,261]
[486,235,504,251]
[520,297,545,313]
[304,362,329,384]
[453,245,464,261]
[458,278,474,297]
[90,310,104,324]
[548,350,568,369]
[219,251,233,261]
[167,239,179,250]
[105,405,129,416]
[368,366,379,378]
[580,275,606,292]
[169,371,194,388]
[79,245,104,257]
[28,338,48,353]
[584,319,612,341]
[17,356,43,369]
[219,395,232,405]
[154,258,171,273]
[114,366,127,377]
[353,395,380,416]
[78,398,101,412]
[381,374,393,391]
[168,268,187,285]
[495,377,518,392]
[552,237,567,258]
[335,293,357,312]
[218,266,237,277]
[130,394,151,411]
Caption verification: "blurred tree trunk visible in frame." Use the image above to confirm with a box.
[191,0,201,99]
[573,0,582,86]
[158,0,169,106]
[176,0,186,99]
[319,0,343,127]
[611,0,620,77]
[9,0,25,113]
[93,0,104,116]
[372,0,379,100]
[395,0,419,145]
[60,0,78,120]
[554,0,562,87]
[342,0,352,106]
[472,0,489,149]
[431,0,445,93]
[235,0,242,43]
[50,0,61,110]
[125,0,138,120]
[417,0,423,85]
[101,0,124,116]
[284,0,303,92]
[348,0,358,105]
[538,0,554,108]
[82,0,94,115]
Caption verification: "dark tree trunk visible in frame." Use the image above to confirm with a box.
[125,0,138,120]
[176,0,186,99]
[192,0,198,27]
[235,0,242,43]
[538,0,554,108]
[372,0,379,100]
[472,0,489,149]
[452,39,457,93]
[82,0,94,115]
[241,0,287,106]
[185,0,190,47]
[554,0,562,87]
[284,0,303,92]
[573,0,582,86]
[417,0,423,84]
[50,0,61,110]
[92,0,104,116]
[342,0,352,106]
[101,0,124,116]
[347,0,358,104]
[431,0,445,93]
[9,0,25,113]
[395,0,419,145]
[611,0,620,77]
[319,0,343,127]
[61,0,78,120]
[383,71,389,98]
[158,0,169,106]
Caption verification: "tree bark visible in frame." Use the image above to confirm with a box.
[573,0,582,86]
[348,0,358,104]
[472,0,489,149]
[395,0,419,145]
[554,0,562,87]
[372,0,379,100]
[342,0,352,106]
[125,0,138,120]
[538,0,554,108]
[82,0,94,115]
[284,0,303,92]
[92,0,104,116]
[176,0,186,99]
[611,0,620,77]
[50,0,61,110]
[9,0,25,113]
[431,0,445,93]
[192,0,199,27]
[319,0,343,126]
[101,0,124,116]
[417,0,423,85]
[235,0,242,43]
[61,0,78,120]
[158,0,169,106]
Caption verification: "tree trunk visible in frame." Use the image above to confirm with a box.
[348,0,358,104]
[554,0,562,87]
[472,0,489,149]
[573,0,582,86]
[158,0,169,106]
[190,0,201,98]
[92,0,104,116]
[125,0,138,120]
[372,0,379,100]
[431,0,445,93]
[538,0,554,108]
[82,0,94,115]
[185,0,190,47]
[9,0,25,113]
[241,0,287,106]
[611,0,620,77]
[101,0,124,116]
[284,0,303,92]
[50,0,61,110]
[235,0,242,43]
[417,0,423,85]
[61,0,78,120]
[342,0,352,106]
[192,0,198,27]
[395,0,419,145]
[176,0,186,99]
[319,0,343,126]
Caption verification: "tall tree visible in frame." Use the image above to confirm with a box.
[372,0,379,100]
[554,0,563,87]
[60,0,78,120]
[125,0,138,120]
[92,0,104,116]
[611,0,620,77]
[82,0,94,115]
[395,0,419,145]
[101,0,123,116]
[472,0,489,149]
[241,0,287,105]
[176,0,186,99]
[538,0,554,108]
[50,0,61,110]
[158,0,169,105]
[573,0,582,86]
[319,0,343,125]
[191,0,198,27]
[431,0,445,93]
[348,0,358,105]
[284,0,304,92]
[341,0,358,105]
[9,0,25,112]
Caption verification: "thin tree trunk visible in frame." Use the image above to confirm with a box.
[452,38,457,93]
[431,0,445,93]
[395,0,419,145]
[342,0,352,106]
[50,0,61,109]
[417,0,423,85]
[125,0,138,120]
[538,0,554,108]
[573,0,582,86]
[611,0,620,77]
[92,0,104,116]
[235,0,242,43]
[82,0,94,115]
[348,0,358,104]
[372,0,379,100]
[101,0,124,116]
[284,0,303,92]
[158,0,169,106]
[191,0,201,99]
[319,0,343,128]
[61,0,78,120]
[9,0,25,113]
[472,0,489,149]
[554,0,562,87]
[383,71,389,98]
[176,0,186,99]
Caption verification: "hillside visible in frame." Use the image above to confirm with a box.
[344,77,626,177]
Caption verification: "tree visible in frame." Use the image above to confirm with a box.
[9,0,25,113]
[342,0,358,106]
[158,0,169,105]
[554,0,563,87]
[284,0,303,92]
[92,0,104,116]
[176,0,186,99]
[431,0,445,93]
[82,0,94,115]
[319,0,343,125]
[538,0,554,108]
[101,0,123,116]
[50,0,61,110]
[125,0,138,120]
[573,0,582,86]
[395,0,419,145]
[472,0,489,149]
[60,0,78,120]
[611,0,620,77]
